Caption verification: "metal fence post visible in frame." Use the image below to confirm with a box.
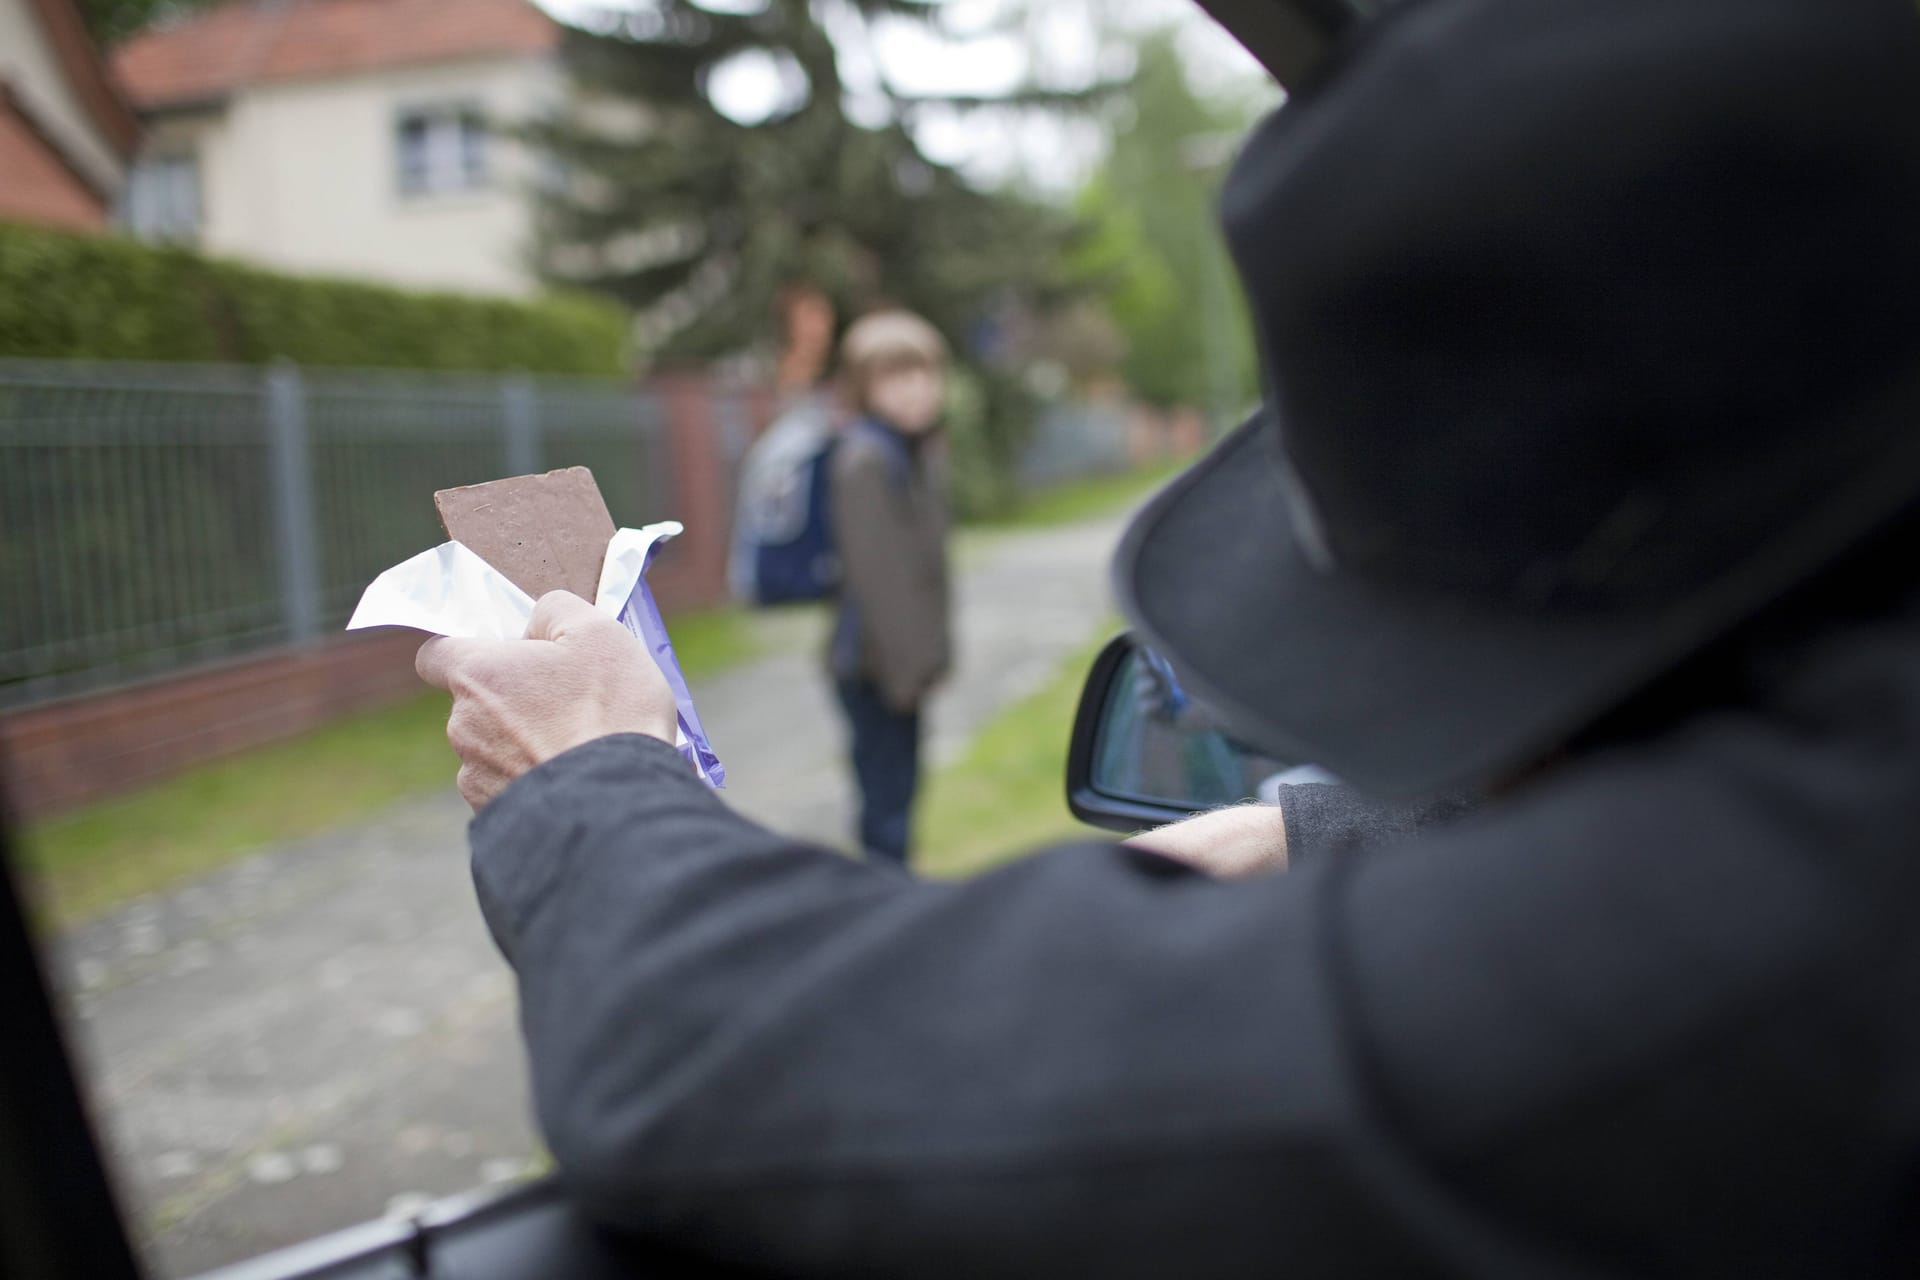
[713,387,752,509]
[503,375,540,476]
[265,363,321,645]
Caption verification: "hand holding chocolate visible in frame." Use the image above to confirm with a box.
[348,467,724,786]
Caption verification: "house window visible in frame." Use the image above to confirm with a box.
[395,105,490,198]
[122,152,200,243]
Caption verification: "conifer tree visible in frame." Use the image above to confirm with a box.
[529,0,1088,366]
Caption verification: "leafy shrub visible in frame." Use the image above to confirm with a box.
[0,222,629,375]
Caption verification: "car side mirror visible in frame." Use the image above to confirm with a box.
[1066,633,1302,833]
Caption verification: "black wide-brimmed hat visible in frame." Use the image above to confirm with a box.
[1118,0,1920,797]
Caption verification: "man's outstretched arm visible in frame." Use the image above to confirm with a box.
[471,732,1435,1277]
[433,594,1881,1276]
[471,724,1870,1277]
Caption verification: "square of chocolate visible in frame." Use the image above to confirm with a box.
[433,467,616,602]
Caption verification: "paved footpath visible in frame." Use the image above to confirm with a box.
[49,512,1128,1278]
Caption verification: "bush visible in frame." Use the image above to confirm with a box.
[0,222,629,375]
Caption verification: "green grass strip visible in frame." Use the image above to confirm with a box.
[969,460,1189,531]
[914,630,1114,880]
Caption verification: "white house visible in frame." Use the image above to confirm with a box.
[0,0,139,231]
[112,0,564,295]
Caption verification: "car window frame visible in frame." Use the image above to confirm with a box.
[0,766,144,1280]
[5,3,1359,1275]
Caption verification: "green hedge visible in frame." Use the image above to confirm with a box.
[0,221,630,375]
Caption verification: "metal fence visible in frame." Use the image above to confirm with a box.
[0,359,670,709]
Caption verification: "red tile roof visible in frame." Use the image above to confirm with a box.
[113,0,561,110]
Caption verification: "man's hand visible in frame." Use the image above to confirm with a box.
[1124,804,1288,879]
[416,591,678,811]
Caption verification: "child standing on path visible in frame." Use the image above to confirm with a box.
[827,311,952,865]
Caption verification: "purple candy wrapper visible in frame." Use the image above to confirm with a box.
[616,536,725,787]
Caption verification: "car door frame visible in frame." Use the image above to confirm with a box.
[0,774,145,1280]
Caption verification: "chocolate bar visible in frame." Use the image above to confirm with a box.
[434,467,616,602]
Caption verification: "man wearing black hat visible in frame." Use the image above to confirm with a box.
[415,0,1920,1272]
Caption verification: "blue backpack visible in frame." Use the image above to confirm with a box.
[730,397,842,605]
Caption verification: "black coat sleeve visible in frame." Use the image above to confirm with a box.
[1273,782,1480,861]
[470,729,1912,1278]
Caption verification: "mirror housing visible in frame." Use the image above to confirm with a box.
[1066,635,1192,833]
[1066,633,1303,833]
